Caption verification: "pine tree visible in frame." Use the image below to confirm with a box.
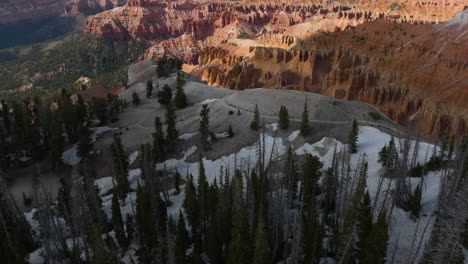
[48,114,64,169]
[158,84,173,105]
[199,105,210,145]
[132,91,140,106]
[111,134,130,199]
[360,210,389,264]
[111,193,128,248]
[126,214,135,242]
[77,124,93,161]
[356,191,373,259]
[176,71,186,87]
[175,84,187,108]
[197,159,209,233]
[252,216,271,264]
[302,154,323,205]
[182,174,200,231]
[174,211,190,264]
[227,170,252,264]
[165,104,178,141]
[250,104,260,131]
[300,99,310,136]
[146,80,153,98]
[135,183,158,253]
[278,105,289,130]
[349,119,359,153]
[152,116,165,162]
[302,190,322,264]
[228,124,234,138]
[174,171,181,194]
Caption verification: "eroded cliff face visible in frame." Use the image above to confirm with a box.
[66,0,126,15]
[194,16,468,138]
[83,0,468,138]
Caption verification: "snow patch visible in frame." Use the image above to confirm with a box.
[266,123,279,131]
[196,98,219,105]
[287,130,300,142]
[179,132,198,140]
[128,151,139,166]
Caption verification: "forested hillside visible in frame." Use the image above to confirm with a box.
[0,33,147,96]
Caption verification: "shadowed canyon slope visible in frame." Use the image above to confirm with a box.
[82,0,467,138]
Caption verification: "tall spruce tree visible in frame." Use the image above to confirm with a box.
[174,211,189,264]
[165,105,178,141]
[111,193,128,248]
[199,105,210,146]
[300,99,310,136]
[111,134,130,199]
[278,105,289,130]
[48,114,64,169]
[77,124,93,161]
[252,216,271,264]
[146,80,153,98]
[175,84,187,108]
[227,170,252,264]
[250,104,260,131]
[182,174,200,231]
[349,119,359,153]
[158,85,173,105]
[132,91,140,106]
[152,116,165,162]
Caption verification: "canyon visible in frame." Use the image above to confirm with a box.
[6,0,467,139]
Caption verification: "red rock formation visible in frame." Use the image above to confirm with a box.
[66,0,126,15]
[193,13,468,138]
[82,0,467,138]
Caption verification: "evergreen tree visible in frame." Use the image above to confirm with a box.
[77,124,93,161]
[146,80,153,98]
[111,193,128,248]
[228,124,234,138]
[302,154,323,205]
[152,116,165,162]
[175,84,187,108]
[360,210,389,264]
[111,134,130,199]
[177,71,186,87]
[0,189,35,264]
[227,170,252,264]
[158,85,173,105]
[132,91,140,106]
[89,225,119,264]
[197,159,209,233]
[250,104,260,131]
[126,214,135,242]
[300,99,310,136]
[182,174,200,231]
[174,171,181,194]
[278,105,289,130]
[302,190,322,264]
[174,211,190,264]
[48,114,64,169]
[165,104,178,141]
[135,183,158,254]
[199,105,210,145]
[252,216,271,264]
[356,191,373,259]
[349,119,359,153]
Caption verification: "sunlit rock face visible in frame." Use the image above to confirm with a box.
[83,0,467,138]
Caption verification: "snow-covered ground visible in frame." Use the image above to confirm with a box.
[32,125,443,264]
[157,133,287,183]
[294,126,440,263]
[62,126,117,166]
